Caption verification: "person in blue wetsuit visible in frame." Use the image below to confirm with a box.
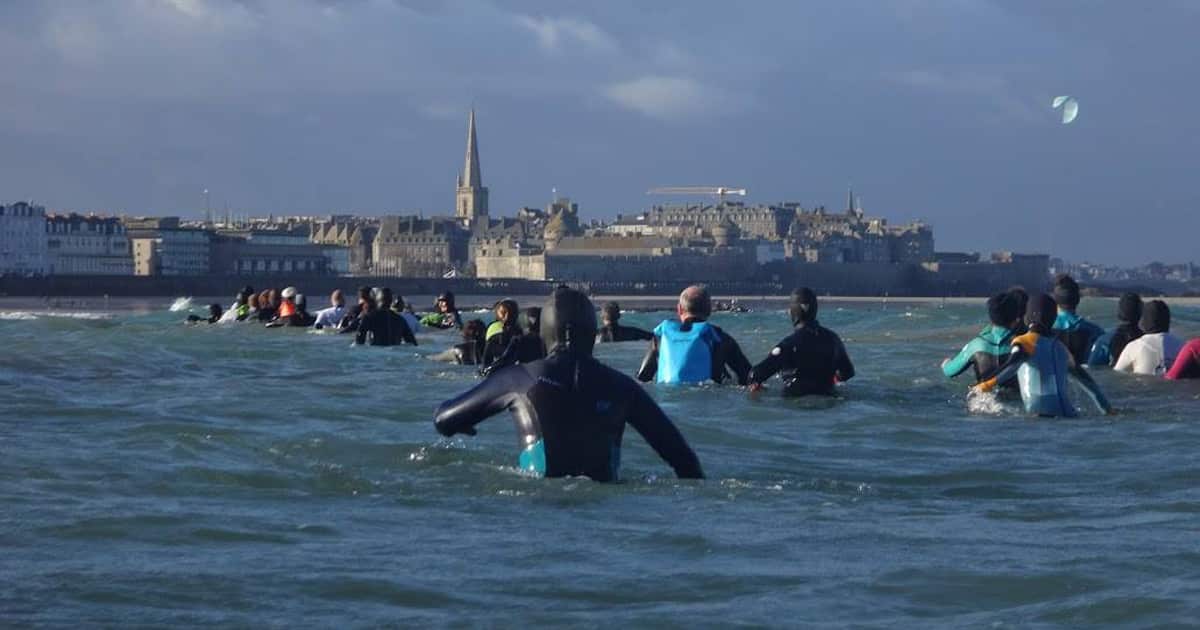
[975,293,1113,417]
[1087,292,1143,367]
[433,287,704,482]
[636,285,751,385]
[941,291,1021,384]
[748,288,855,396]
[1051,274,1105,366]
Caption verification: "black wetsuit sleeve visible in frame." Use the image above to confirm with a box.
[625,325,654,341]
[625,381,704,479]
[479,338,519,377]
[749,336,792,385]
[832,334,855,383]
[987,346,1029,389]
[636,338,659,382]
[354,313,371,345]
[433,367,527,437]
[717,330,752,386]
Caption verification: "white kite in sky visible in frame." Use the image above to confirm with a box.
[1052,96,1079,124]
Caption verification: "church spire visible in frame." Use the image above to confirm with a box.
[463,109,482,189]
[456,108,489,223]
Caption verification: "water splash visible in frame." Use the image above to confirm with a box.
[169,297,194,312]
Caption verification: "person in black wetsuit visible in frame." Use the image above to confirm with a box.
[186,303,223,324]
[1051,274,1105,366]
[479,307,547,377]
[355,288,417,346]
[597,301,653,343]
[636,285,752,385]
[422,291,464,330]
[481,298,521,367]
[748,288,855,396]
[337,286,373,332]
[1087,292,1143,366]
[433,287,705,482]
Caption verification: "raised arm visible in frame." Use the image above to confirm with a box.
[625,381,704,479]
[433,368,527,437]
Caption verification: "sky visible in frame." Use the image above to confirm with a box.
[1,0,1196,265]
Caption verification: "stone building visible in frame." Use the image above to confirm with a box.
[311,219,375,274]
[126,217,211,276]
[0,202,48,275]
[372,216,469,277]
[209,234,331,275]
[45,213,133,275]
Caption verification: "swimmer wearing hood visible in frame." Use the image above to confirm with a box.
[1113,300,1183,376]
[748,288,855,396]
[636,285,752,386]
[975,293,1113,417]
[355,287,417,346]
[597,302,653,343]
[479,307,547,377]
[186,303,223,324]
[481,298,521,367]
[434,287,704,482]
[1087,293,1144,367]
[941,291,1021,385]
[1051,274,1106,366]
[421,292,464,330]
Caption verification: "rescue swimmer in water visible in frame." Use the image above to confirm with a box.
[433,286,705,482]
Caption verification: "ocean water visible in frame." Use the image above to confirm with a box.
[2,298,1199,627]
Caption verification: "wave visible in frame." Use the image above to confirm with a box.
[169,297,194,312]
[0,311,115,321]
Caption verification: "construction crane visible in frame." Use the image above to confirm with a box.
[647,186,748,203]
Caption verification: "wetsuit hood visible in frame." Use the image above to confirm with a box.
[437,291,456,310]
[495,298,519,327]
[987,292,1020,327]
[789,287,818,325]
[1118,292,1144,324]
[1026,293,1057,333]
[1141,299,1170,334]
[1053,275,1081,310]
[541,287,597,356]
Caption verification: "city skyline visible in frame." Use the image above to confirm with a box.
[1,1,1196,266]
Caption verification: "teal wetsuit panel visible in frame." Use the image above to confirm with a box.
[518,439,546,476]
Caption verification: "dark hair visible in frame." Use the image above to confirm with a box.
[357,286,372,301]
[789,287,818,324]
[987,292,1019,327]
[601,302,621,322]
[680,285,711,319]
[1053,274,1081,310]
[1141,299,1170,334]
[1118,292,1143,324]
[1025,293,1057,333]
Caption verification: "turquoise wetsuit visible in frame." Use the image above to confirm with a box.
[943,325,1016,383]
[1053,310,1105,367]
[980,332,1111,417]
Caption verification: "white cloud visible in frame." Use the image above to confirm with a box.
[603,75,740,121]
[515,15,618,54]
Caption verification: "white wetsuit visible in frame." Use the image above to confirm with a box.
[1114,332,1184,376]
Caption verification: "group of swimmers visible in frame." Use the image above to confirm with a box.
[192,275,1199,484]
[942,274,1200,417]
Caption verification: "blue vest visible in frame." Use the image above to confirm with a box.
[1017,336,1076,417]
[654,320,719,384]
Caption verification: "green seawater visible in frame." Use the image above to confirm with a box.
[2,298,1199,627]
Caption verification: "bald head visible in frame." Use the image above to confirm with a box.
[331,289,344,307]
[677,285,711,322]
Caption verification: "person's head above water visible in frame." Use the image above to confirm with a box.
[281,286,297,302]
[1118,292,1143,325]
[601,302,621,326]
[1141,300,1170,334]
[295,294,307,311]
[375,287,394,310]
[1053,274,1081,312]
[677,285,711,322]
[330,289,344,308]
[437,291,456,312]
[987,291,1020,328]
[789,287,818,325]
[541,286,598,356]
[1025,293,1057,334]
[208,303,223,320]
[494,298,519,327]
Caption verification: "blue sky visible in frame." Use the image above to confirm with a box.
[1,0,1196,265]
